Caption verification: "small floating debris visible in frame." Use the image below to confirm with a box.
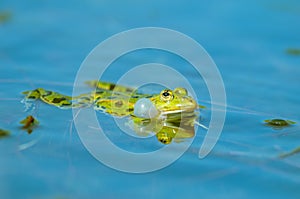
[0,129,10,138]
[0,11,11,23]
[286,48,300,56]
[20,115,39,134]
[264,119,296,129]
[279,147,300,158]
[198,104,206,109]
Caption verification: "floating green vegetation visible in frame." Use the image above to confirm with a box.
[0,129,10,138]
[20,115,39,134]
[264,119,296,129]
[286,48,300,56]
[279,147,300,158]
[198,104,206,109]
[0,11,11,23]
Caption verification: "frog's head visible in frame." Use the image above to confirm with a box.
[133,87,197,119]
[151,88,197,115]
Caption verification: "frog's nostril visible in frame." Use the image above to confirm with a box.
[134,98,159,119]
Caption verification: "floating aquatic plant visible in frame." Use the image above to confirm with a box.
[279,147,300,158]
[264,119,296,129]
[286,48,300,56]
[20,115,39,134]
[0,129,10,138]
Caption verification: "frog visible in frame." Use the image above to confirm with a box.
[22,81,198,118]
[22,80,200,144]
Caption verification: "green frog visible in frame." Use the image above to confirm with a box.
[22,80,200,144]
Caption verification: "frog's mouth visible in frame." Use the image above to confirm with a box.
[160,108,195,115]
[159,106,197,116]
[157,98,198,116]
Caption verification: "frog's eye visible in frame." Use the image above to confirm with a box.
[173,87,188,96]
[160,89,173,102]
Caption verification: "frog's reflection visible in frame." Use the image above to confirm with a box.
[128,112,198,144]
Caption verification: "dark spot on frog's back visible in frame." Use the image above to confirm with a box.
[52,97,67,103]
[126,108,134,112]
[95,90,104,95]
[28,95,37,99]
[109,84,116,90]
[62,102,72,106]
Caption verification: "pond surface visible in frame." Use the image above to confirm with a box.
[1,0,300,198]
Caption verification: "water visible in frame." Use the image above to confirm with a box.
[1,0,300,198]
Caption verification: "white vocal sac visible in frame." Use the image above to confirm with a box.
[133,98,159,119]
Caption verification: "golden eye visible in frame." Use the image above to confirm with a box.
[160,89,173,102]
[173,87,188,96]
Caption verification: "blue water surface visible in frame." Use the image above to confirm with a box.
[1,0,300,198]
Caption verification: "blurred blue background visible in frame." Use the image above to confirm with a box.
[1,0,300,198]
